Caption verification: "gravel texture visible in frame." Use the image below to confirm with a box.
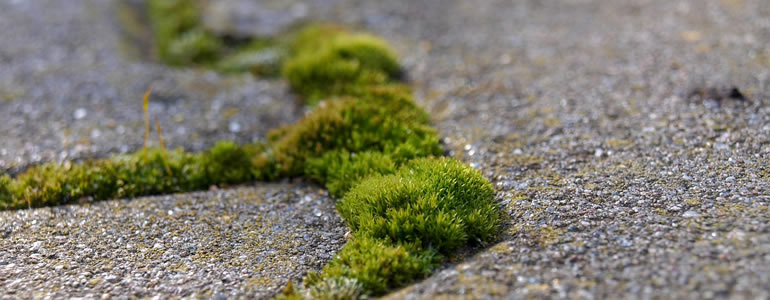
[0,182,345,299]
[1,0,769,299]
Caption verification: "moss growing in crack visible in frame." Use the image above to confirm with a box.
[43,11,501,297]
[283,33,401,104]
[277,276,366,300]
[296,158,498,297]
[256,85,442,179]
[148,0,223,65]
[286,24,349,56]
[305,150,397,199]
[4,148,197,209]
[165,29,224,65]
[145,0,399,89]
[0,174,12,206]
[340,157,499,253]
[199,141,261,186]
[0,141,267,210]
[215,43,285,76]
[315,236,438,296]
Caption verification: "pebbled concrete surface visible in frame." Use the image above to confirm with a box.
[1,0,769,299]
[0,183,345,299]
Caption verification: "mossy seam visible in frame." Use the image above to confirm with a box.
[0,4,503,298]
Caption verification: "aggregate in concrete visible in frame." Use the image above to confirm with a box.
[0,183,345,299]
[0,0,769,299]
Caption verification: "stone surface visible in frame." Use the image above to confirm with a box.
[1,0,769,299]
[0,183,345,299]
[202,0,312,37]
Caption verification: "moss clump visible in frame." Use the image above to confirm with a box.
[165,29,223,65]
[285,24,349,56]
[283,32,401,104]
[0,174,12,206]
[301,158,498,296]
[340,158,499,252]
[315,236,437,295]
[305,151,396,199]
[257,85,441,180]
[145,0,399,90]
[199,141,260,186]
[0,141,263,210]
[148,0,223,65]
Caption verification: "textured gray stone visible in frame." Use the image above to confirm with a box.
[1,0,769,299]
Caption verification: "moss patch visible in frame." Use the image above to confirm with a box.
[0,142,262,210]
[145,1,400,106]
[146,0,284,73]
[339,158,499,253]
[283,31,401,104]
[257,85,441,180]
[148,0,222,65]
[5,3,503,297]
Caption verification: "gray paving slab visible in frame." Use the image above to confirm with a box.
[0,183,344,299]
[1,0,769,299]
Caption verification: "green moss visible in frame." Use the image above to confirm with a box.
[148,0,216,65]
[285,24,349,56]
[283,33,401,104]
[165,29,224,65]
[0,174,13,207]
[215,40,285,75]
[306,150,397,198]
[199,141,260,186]
[0,141,270,210]
[33,11,502,298]
[303,277,366,300]
[316,236,437,296]
[282,158,498,297]
[258,85,441,178]
[339,158,499,253]
[145,1,399,90]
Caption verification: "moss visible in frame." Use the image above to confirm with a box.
[145,1,399,90]
[283,33,401,104]
[33,11,501,298]
[339,158,499,253]
[0,174,13,207]
[199,141,260,186]
[305,150,397,198]
[290,158,498,296]
[215,40,285,75]
[316,236,437,296]
[303,277,366,300]
[276,157,498,298]
[285,24,349,56]
[165,29,224,65]
[5,149,190,209]
[258,85,441,178]
[0,142,269,210]
[147,0,217,65]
